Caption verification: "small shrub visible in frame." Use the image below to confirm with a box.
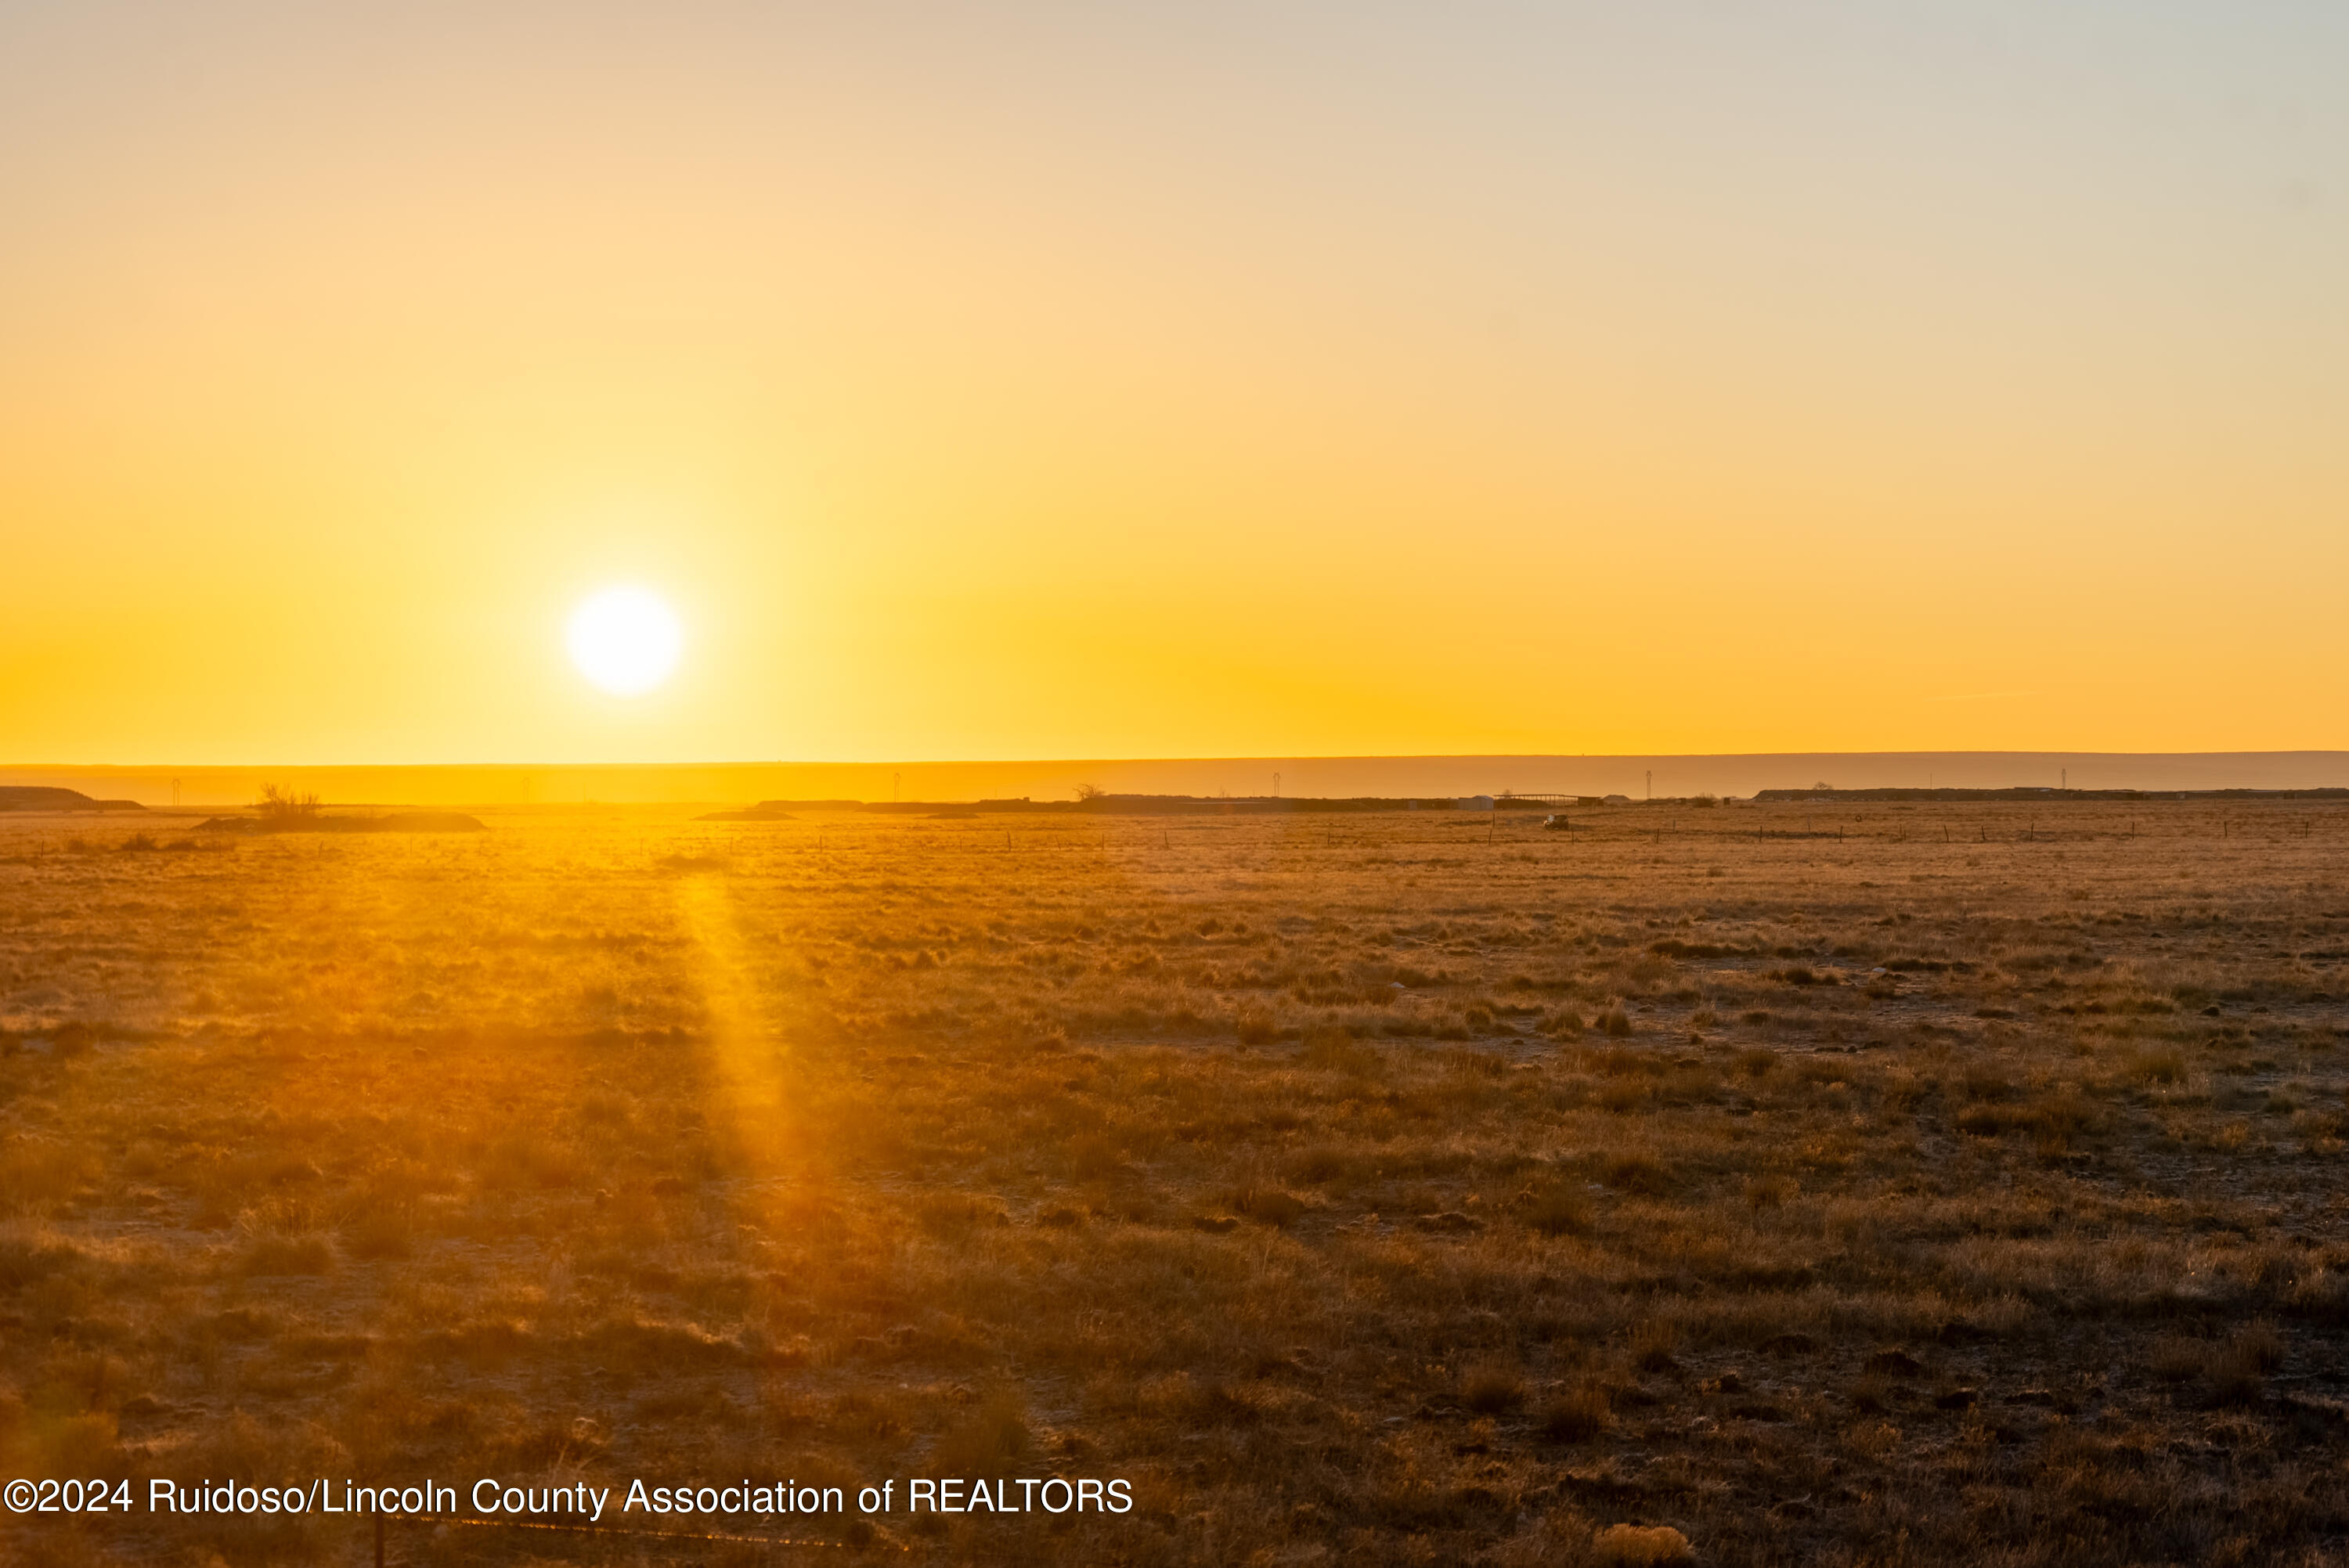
[1593,1047,1656,1077]
[2232,1320,2286,1373]
[1599,1079,1651,1114]
[1593,1523,1694,1566]
[1962,1067,2015,1102]
[1605,1156,1672,1195]
[2202,1321,2285,1405]
[1540,1382,1613,1443]
[1955,1105,2018,1137]
[1231,1187,1306,1228]
[255,784,322,821]
[1460,1362,1525,1415]
[2202,1356,2264,1408]
[1284,1146,1352,1185]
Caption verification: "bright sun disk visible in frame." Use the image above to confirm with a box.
[567,586,683,697]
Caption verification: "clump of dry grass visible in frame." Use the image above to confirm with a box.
[1630,1318,1682,1373]
[1230,1184,1307,1227]
[2155,1321,2286,1408]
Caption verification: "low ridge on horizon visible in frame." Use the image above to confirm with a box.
[10,749,2348,809]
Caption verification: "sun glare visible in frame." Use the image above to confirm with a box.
[567,586,683,697]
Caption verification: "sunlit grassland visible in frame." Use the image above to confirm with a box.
[4,801,2349,1565]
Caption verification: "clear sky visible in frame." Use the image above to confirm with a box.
[3,3,2344,764]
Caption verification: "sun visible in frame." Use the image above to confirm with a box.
[567,586,683,696]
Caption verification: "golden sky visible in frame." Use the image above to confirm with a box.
[4,5,2345,764]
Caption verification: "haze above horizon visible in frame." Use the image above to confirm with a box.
[5,4,2344,764]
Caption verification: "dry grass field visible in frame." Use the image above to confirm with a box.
[5,799,2349,1566]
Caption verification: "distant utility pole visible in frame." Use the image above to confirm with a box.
[1273,772,1280,798]
[171,777,181,809]
[2062,768,2067,791]
[893,771,900,802]
[1646,770,1653,800]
